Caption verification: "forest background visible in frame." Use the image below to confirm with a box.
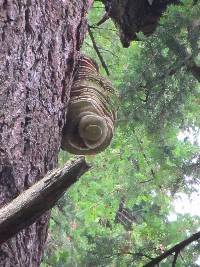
[42,1,200,266]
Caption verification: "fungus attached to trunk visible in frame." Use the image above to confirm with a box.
[61,55,118,155]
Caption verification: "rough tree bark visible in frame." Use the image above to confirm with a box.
[0,1,92,266]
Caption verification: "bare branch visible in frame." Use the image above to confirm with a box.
[89,25,118,32]
[88,26,110,75]
[133,129,156,181]
[0,156,90,245]
[172,251,179,267]
[96,13,110,26]
[143,231,200,267]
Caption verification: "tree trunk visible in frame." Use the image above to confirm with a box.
[0,0,92,266]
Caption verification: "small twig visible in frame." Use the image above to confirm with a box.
[91,6,104,9]
[88,26,110,75]
[139,178,154,184]
[89,25,118,32]
[95,0,112,26]
[133,129,156,181]
[96,13,110,26]
[179,252,186,263]
[85,41,118,59]
[0,157,90,244]
[172,250,179,267]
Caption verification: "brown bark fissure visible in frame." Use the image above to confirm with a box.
[0,0,92,266]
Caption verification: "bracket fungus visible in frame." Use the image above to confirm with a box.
[61,55,118,155]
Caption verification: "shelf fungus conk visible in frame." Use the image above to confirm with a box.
[61,55,118,155]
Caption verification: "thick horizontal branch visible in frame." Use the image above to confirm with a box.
[143,231,200,267]
[0,156,90,244]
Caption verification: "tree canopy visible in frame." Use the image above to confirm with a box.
[42,1,200,266]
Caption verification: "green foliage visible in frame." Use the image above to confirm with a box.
[42,1,200,266]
